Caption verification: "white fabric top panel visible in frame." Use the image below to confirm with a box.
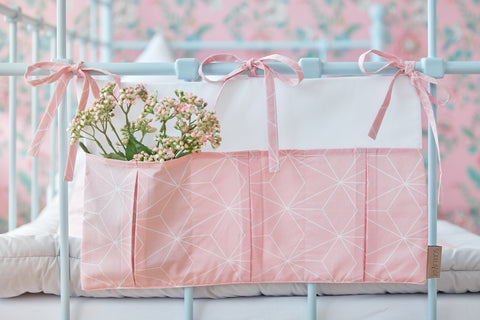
[83,75,421,154]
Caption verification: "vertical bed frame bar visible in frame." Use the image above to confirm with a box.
[6,7,19,231]
[90,0,98,62]
[79,38,87,61]
[184,287,194,320]
[30,20,40,221]
[48,31,58,203]
[301,61,319,320]
[57,0,71,319]
[307,283,317,320]
[427,0,439,319]
[100,0,113,62]
[369,5,384,59]
[66,33,75,123]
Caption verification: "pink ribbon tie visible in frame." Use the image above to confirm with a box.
[199,54,304,173]
[25,61,121,181]
[359,49,447,201]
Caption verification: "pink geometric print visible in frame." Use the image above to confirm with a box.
[81,149,428,290]
[365,149,428,283]
[81,157,137,289]
[134,153,251,288]
[250,150,366,283]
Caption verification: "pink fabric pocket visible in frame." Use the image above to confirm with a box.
[365,149,428,283]
[133,153,251,288]
[81,148,427,290]
[250,150,366,283]
[81,157,137,289]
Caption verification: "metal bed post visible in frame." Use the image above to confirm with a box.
[29,18,41,221]
[184,287,194,320]
[6,6,19,231]
[317,39,327,61]
[79,37,87,61]
[174,58,201,320]
[307,283,317,320]
[299,58,321,320]
[66,32,75,122]
[48,30,58,203]
[427,0,439,319]
[90,0,98,62]
[57,0,71,319]
[100,0,113,62]
[369,5,385,56]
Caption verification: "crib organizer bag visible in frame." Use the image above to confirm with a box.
[80,74,428,290]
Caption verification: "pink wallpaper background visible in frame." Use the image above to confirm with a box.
[0,0,479,234]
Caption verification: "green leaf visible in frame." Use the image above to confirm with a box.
[79,141,91,154]
[467,166,480,189]
[126,134,152,160]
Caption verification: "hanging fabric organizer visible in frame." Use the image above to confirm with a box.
[27,55,429,290]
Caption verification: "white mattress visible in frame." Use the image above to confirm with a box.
[0,293,478,320]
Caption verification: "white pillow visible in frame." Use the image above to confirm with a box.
[134,33,174,63]
[122,32,176,83]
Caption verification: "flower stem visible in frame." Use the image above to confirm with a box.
[80,131,108,154]
[108,119,127,154]
[103,132,118,153]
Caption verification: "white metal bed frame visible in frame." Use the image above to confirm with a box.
[0,0,473,319]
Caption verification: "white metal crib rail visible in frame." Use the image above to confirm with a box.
[0,0,465,319]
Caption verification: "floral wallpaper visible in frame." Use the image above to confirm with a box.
[0,0,479,234]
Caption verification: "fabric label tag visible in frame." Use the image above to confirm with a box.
[426,246,442,279]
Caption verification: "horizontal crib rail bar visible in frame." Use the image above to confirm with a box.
[444,61,480,74]
[91,0,112,5]
[172,40,373,51]
[1,60,479,77]
[113,40,372,51]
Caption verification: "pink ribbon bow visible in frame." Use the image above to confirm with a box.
[199,54,304,173]
[359,49,447,199]
[25,61,121,181]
